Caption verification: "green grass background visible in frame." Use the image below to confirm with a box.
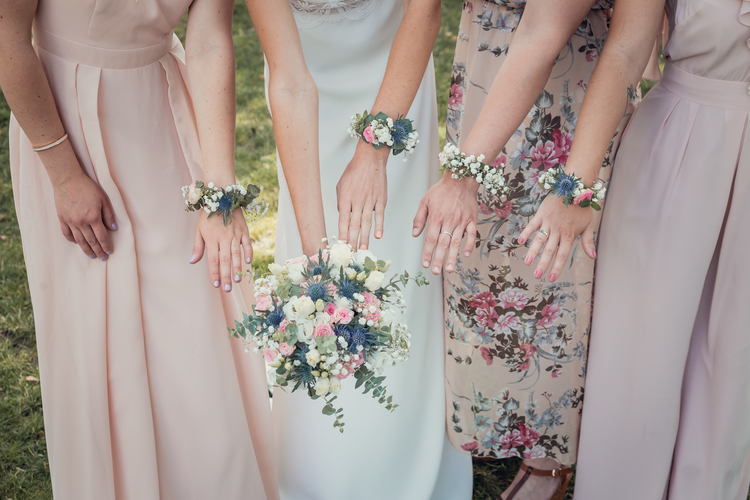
[0,2,740,500]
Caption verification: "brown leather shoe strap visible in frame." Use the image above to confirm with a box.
[505,465,535,500]
[520,461,573,478]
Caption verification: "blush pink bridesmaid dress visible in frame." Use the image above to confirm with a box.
[574,0,750,499]
[8,1,277,499]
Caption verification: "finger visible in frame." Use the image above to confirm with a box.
[431,227,454,276]
[241,231,254,265]
[207,243,221,288]
[72,227,96,260]
[359,203,374,250]
[81,225,107,260]
[518,215,542,246]
[219,240,233,292]
[463,220,477,258]
[524,229,549,267]
[90,220,113,256]
[337,201,351,244]
[581,223,597,259]
[347,205,363,250]
[232,237,242,283]
[412,201,428,238]
[101,196,118,231]
[548,236,573,283]
[190,228,206,264]
[534,232,560,280]
[374,199,385,240]
[444,223,466,273]
[420,214,442,270]
[60,222,75,243]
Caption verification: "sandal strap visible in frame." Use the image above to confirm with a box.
[504,465,535,500]
[520,462,573,478]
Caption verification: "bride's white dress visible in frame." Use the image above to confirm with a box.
[268,0,474,499]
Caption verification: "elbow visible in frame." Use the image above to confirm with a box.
[269,70,318,105]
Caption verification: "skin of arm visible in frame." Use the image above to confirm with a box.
[336,0,441,250]
[413,0,601,275]
[0,0,118,260]
[246,0,326,257]
[519,0,666,282]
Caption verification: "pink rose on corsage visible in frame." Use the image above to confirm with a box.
[255,294,274,312]
[325,303,337,316]
[263,348,279,364]
[278,342,295,357]
[278,318,290,333]
[574,189,594,206]
[187,181,202,204]
[314,323,335,338]
[333,306,354,325]
[362,123,376,143]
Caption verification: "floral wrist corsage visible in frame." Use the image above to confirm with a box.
[348,110,419,159]
[537,167,606,210]
[182,181,269,225]
[438,143,509,195]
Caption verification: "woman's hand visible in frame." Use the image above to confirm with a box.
[518,195,596,282]
[190,210,253,292]
[413,175,479,275]
[53,170,118,261]
[336,142,389,250]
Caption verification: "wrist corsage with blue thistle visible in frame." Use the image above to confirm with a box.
[537,167,606,210]
[182,181,269,225]
[348,110,419,159]
[439,143,509,195]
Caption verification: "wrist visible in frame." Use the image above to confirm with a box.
[354,140,390,164]
[440,172,480,193]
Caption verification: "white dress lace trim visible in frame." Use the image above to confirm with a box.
[290,0,379,29]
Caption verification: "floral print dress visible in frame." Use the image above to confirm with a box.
[443,0,637,465]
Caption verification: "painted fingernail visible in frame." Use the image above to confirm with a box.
[518,237,525,244]
[112,223,118,231]
[213,280,220,288]
[534,269,542,279]
[593,249,597,258]
[234,274,241,282]
[99,255,107,261]
[189,254,196,263]
[549,274,556,282]
[89,254,96,259]
[106,250,113,255]
[224,284,231,291]
[245,256,251,263]
[525,256,532,265]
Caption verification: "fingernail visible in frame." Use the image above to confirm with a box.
[534,269,542,279]
[549,274,556,282]
[106,250,112,255]
[89,254,96,259]
[423,260,429,268]
[413,229,419,237]
[432,266,440,274]
[593,249,597,258]
[234,274,241,282]
[465,252,470,257]
[111,223,117,230]
[224,284,231,291]
[525,256,532,265]
[213,281,220,288]
[446,264,453,272]
[376,232,382,238]
[189,254,196,263]
[360,245,366,250]
[518,237,525,244]
[245,256,251,263]
[99,255,107,261]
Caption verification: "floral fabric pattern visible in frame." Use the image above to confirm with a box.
[443,0,638,465]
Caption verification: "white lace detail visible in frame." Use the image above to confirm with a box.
[290,0,379,30]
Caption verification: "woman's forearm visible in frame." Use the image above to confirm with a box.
[185,0,237,186]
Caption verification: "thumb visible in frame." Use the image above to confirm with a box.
[581,223,597,259]
[190,227,205,264]
[412,201,428,238]
[101,196,118,231]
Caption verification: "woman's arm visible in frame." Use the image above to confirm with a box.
[0,0,118,260]
[337,0,441,250]
[246,0,326,257]
[413,0,601,275]
[518,0,665,281]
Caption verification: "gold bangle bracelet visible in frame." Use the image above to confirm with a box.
[32,133,69,152]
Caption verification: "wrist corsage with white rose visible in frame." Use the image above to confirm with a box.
[439,143,509,195]
[230,238,428,432]
[537,167,606,210]
[348,110,419,159]
[182,180,268,225]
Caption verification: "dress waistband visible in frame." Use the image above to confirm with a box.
[32,24,175,70]
[660,62,750,112]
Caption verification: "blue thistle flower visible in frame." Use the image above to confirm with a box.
[553,172,577,201]
[338,279,359,300]
[391,122,408,145]
[311,265,324,276]
[265,307,284,327]
[306,283,327,302]
[297,365,315,385]
[218,194,233,211]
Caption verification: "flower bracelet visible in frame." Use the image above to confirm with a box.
[348,110,419,159]
[438,144,509,195]
[537,167,606,210]
[182,181,269,225]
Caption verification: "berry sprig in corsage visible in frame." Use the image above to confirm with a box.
[537,167,606,210]
[182,181,269,225]
[348,110,419,158]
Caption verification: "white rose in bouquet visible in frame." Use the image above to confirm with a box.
[367,350,395,375]
[287,262,306,285]
[329,377,342,394]
[284,296,316,321]
[329,241,352,268]
[353,249,375,266]
[314,377,331,396]
[268,263,284,276]
[364,271,385,292]
[297,320,315,342]
[306,348,321,366]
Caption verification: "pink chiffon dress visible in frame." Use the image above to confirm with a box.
[8,2,276,499]
[574,0,750,498]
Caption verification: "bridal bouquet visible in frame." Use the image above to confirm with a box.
[231,240,428,432]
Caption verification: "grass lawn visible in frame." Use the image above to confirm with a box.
[1,2,743,500]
